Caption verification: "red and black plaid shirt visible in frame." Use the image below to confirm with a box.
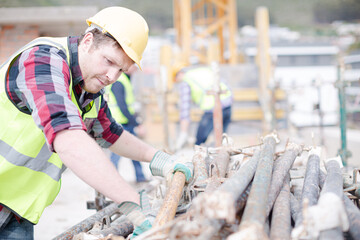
[5,36,123,151]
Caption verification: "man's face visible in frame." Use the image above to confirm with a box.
[79,33,134,93]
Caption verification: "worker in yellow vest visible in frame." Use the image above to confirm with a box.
[106,64,147,182]
[0,7,193,239]
[174,66,233,150]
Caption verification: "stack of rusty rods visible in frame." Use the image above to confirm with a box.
[55,131,360,240]
[143,132,360,240]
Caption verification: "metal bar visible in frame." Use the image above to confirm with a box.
[319,169,326,188]
[322,169,360,240]
[196,219,224,240]
[302,153,321,206]
[153,171,186,232]
[270,174,291,240]
[228,134,277,239]
[295,152,321,227]
[213,148,230,178]
[343,194,360,240]
[53,203,122,240]
[302,153,321,205]
[266,143,301,216]
[187,150,260,237]
[197,182,253,240]
[192,145,208,188]
[204,147,231,192]
[204,167,222,192]
[219,149,260,199]
[236,182,253,212]
[290,168,305,202]
[336,61,352,166]
[240,135,277,225]
[290,193,301,227]
[91,215,133,237]
[319,160,345,240]
[211,62,223,147]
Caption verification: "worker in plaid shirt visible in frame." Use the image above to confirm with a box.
[0,7,192,239]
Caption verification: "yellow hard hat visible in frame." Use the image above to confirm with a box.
[86,7,149,69]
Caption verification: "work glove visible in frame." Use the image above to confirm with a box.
[175,131,188,151]
[118,200,152,239]
[149,150,194,182]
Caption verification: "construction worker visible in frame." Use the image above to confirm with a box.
[0,6,193,240]
[175,65,233,150]
[106,64,147,182]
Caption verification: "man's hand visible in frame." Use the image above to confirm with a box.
[149,151,193,182]
[118,201,152,239]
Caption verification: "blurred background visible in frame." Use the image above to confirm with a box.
[0,0,359,239]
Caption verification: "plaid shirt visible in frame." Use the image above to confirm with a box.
[5,36,123,152]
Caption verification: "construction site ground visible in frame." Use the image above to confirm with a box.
[34,125,360,240]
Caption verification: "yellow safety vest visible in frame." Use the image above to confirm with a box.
[0,37,101,224]
[183,67,232,111]
[106,73,135,124]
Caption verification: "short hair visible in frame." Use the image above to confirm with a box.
[78,28,122,50]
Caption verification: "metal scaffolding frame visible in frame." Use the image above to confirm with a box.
[172,0,238,65]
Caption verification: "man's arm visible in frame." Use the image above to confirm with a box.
[53,129,141,205]
[109,130,157,163]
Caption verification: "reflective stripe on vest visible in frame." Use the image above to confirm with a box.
[0,139,66,181]
[0,37,100,224]
[183,67,232,111]
[106,73,135,124]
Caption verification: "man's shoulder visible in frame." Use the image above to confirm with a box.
[22,44,68,62]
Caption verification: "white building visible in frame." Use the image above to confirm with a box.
[244,43,340,127]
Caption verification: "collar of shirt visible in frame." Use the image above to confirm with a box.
[68,36,103,108]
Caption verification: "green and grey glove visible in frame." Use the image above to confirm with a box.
[149,150,194,182]
[118,201,152,239]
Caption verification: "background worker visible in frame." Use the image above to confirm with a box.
[0,6,193,240]
[175,65,233,150]
[107,64,147,182]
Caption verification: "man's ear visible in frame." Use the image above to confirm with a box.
[80,32,94,52]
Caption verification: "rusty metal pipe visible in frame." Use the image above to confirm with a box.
[321,169,360,240]
[219,149,260,199]
[213,148,230,178]
[319,160,345,240]
[270,174,291,240]
[343,194,360,240]
[53,203,123,240]
[205,147,231,192]
[228,134,277,240]
[153,171,186,232]
[197,149,260,219]
[295,152,321,227]
[317,168,360,240]
[187,151,261,239]
[93,216,133,237]
[290,193,301,227]
[236,182,253,212]
[266,143,301,216]
[211,62,224,147]
[240,135,277,226]
[302,153,321,206]
[192,145,208,188]
[197,183,253,240]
